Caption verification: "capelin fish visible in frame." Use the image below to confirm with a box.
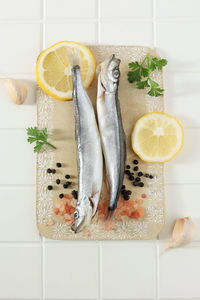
[97,54,126,218]
[71,64,103,233]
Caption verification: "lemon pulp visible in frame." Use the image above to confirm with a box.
[36,41,95,100]
[131,112,184,163]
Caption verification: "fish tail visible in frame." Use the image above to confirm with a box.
[67,47,80,69]
[104,205,116,231]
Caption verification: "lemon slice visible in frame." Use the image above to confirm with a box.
[131,112,184,163]
[36,41,95,100]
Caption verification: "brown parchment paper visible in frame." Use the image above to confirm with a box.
[36,45,165,240]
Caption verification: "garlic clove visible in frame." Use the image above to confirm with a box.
[161,217,197,254]
[0,78,27,105]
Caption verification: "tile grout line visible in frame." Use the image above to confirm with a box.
[0,241,40,245]
[41,237,46,300]
[1,16,200,23]
[152,0,157,51]
[41,0,46,51]
[98,242,102,300]
[155,238,160,300]
[0,184,35,188]
[97,0,101,44]
[41,1,46,299]
[153,1,160,299]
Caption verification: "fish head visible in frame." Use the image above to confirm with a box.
[98,54,121,93]
[71,196,93,233]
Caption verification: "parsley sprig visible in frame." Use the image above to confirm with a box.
[27,127,56,152]
[128,54,167,97]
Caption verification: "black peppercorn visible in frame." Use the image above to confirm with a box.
[135,177,141,182]
[72,190,78,199]
[124,195,130,200]
[125,170,131,175]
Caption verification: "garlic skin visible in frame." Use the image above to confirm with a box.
[162,217,197,254]
[0,78,27,105]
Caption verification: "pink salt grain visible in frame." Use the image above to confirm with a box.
[47,219,54,226]
[141,193,147,198]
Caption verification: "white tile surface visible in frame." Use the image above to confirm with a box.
[156,0,200,17]
[157,21,200,70]
[45,22,96,47]
[0,0,41,19]
[0,23,41,73]
[159,245,200,298]
[46,0,96,19]
[165,72,200,127]
[0,74,36,128]
[45,243,98,299]
[160,184,200,240]
[100,21,153,46]
[0,187,39,241]
[101,0,153,18]
[165,128,200,184]
[0,130,35,184]
[101,242,155,299]
[0,245,41,298]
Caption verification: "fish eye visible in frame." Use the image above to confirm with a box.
[113,69,119,78]
[74,210,79,219]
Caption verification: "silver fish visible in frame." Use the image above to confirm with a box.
[71,65,103,233]
[97,54,126,215]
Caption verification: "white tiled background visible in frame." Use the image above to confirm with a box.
[0,0,200,299]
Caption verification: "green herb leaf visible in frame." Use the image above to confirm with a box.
[128,68,141,83]
[150,58,168,71]
[27,137,37,144]
[128,61,140,70]
[27,127,40,138]
[149,79,159,88]
[127,54,167,97]
[27,126,56,153]
[34,141,43,153]
[148,87,164,97]
[141,67,148,77]
[136,80,150,89]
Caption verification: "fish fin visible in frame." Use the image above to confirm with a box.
[67,47,80,69]
[89,191,101,216]
[97,73,106,99]
[96,64,101,76]
[105,208,116,231]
